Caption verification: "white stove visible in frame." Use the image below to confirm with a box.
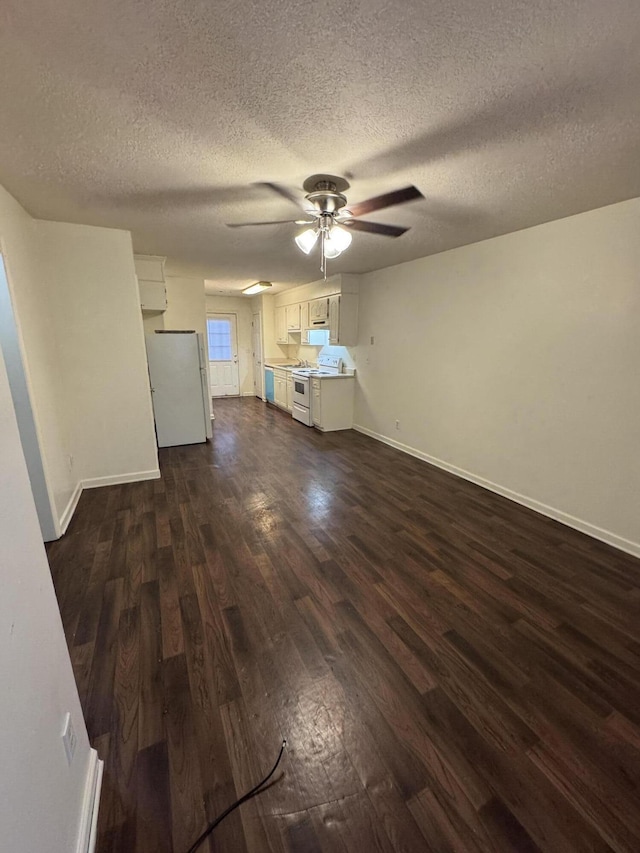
[292,355,343,425]
[292,355,343,378]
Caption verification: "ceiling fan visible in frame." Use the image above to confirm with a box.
[226,174,424,277]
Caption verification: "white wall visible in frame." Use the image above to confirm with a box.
[0,343,95,853]
[36,221,159,504]
[0,185,70,536]
[354,197,640,555]
[0,254,57,539]
[0,184,159,536]
[205,295,254,395]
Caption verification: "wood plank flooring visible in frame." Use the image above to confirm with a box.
[47,398,640,852]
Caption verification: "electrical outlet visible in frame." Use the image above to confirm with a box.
[395,420,400,430]
[370,336,375,345]
[61,712,77,765]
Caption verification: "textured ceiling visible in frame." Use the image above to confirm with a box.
[1,1,640,294]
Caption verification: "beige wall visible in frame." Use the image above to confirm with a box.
[37,221,159,503]
[0,184,159,535]
[354,197,640,556]
[0,342,94,852]
[0,187,60,538]
[205,295,254,395]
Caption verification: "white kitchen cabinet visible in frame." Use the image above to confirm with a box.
[274,368,287,408]
[328,293,358,346]
[311,376,355,431]
[328,295,340,344]
[309,297,329,323]
[139,279,167,312]
[300,302,310,344]
[286,373,293,412]
[312,380,321,426]
[286,303,301,332]
[275,306,288,344]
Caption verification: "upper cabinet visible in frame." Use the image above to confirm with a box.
[309,298,329,323]
[285,303,301,331]
[275,306,288,343]
[139,280,167,312]
[329,293,358,346]
[272,273,359,348]
[328,295,339,344]
[135,254,167,314]
[300,302,310,344]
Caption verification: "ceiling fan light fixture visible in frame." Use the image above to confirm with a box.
[328,225,352,252]
[322,236,342,259]
[295,228,319,255]
[242,280,272,295]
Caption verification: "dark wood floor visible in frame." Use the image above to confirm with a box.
[47,398,640,852]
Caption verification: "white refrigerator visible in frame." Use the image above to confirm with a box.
[145,332,213,448]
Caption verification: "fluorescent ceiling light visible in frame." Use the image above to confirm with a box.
[242,280,272,296]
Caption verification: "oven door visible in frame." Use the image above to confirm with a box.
[292,375,310,407]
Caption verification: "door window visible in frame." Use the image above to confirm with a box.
[207,318,232,361]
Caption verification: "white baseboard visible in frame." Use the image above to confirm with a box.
[82,469,161,490]
[352,424,640,559]
[57,469,161,536]
[59,481,83,535]
[76,749,104,853]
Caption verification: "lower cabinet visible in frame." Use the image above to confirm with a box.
[311,377,355,431]
[312,381,321,426]
[286,374,293,412]
[274,369,287,408]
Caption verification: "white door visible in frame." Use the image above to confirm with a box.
[252,312,264,400]
[207,313,240,396]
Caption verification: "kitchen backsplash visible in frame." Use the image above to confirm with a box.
[285,342,355,370]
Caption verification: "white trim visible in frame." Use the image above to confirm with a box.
[59,481,83,535]
[352,424,640,559]
[242,391,255,397]
[76,749,104,853]
[82,468,161,490]
[59,469,161,534]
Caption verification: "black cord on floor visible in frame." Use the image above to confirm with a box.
[185,740,287,853]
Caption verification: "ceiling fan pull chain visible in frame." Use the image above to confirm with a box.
[321,231,326,279]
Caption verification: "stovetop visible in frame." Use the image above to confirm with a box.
[293,354,343,377]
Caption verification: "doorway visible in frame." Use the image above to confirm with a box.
[252,311,263,400]
[207,313,240,396]
[0,252,57,540]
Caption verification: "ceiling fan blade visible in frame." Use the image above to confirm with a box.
[259,182,309,211]
[226,218,308,228]
[347,185,424,218]
[344,219,409,237]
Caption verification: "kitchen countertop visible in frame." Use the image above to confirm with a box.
[305,372,355,380]
[264,361,355,378]
[264,361,300,370]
